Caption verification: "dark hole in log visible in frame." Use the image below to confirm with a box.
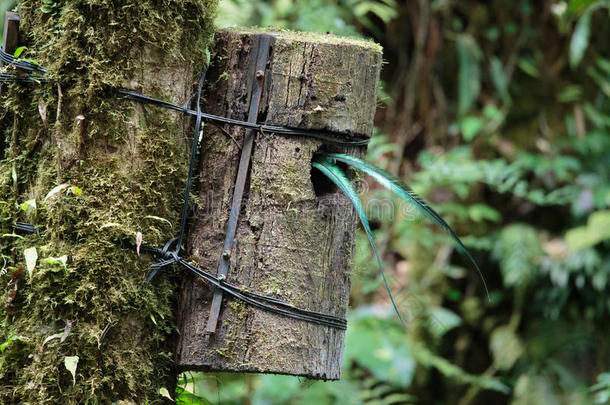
[310,149,351,197]
[311,163,336,197]
[258,105,268,123]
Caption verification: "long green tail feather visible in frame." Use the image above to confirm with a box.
[321,153,490,300]
[312,157,406,326]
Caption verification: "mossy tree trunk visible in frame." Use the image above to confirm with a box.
[0,2,216,404]
[175,29,382,380]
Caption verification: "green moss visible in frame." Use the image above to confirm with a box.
[216,71,229,82]
[0,1,218,403]
[215,300,248,360]
[270,161,304,204]
[260,273,296,296]
[224,26,383,53]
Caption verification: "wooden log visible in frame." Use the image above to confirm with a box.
[175,29,382,379]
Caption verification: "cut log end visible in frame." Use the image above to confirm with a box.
[175,29,382,380]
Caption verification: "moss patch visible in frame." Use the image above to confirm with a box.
[227,26,382,52]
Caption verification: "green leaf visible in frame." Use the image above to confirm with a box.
[353,1,398,23]
[569,3,608,69]
[20,199,37,214]
[590,372,610,392]
[175,389,215,404]
[312,157,405,325]
[345,310,416,387]
[0,336,27,353]
[64,356,79,386]
[44,184,70,201]
[40,5,54,13]
[70,186,82,197]
[43,255,68,268]
[489,56,510,103]
[17,57,40,66]
[589,210,610,234]
[321,153,489,299]
[428,307,462,338]
[587,65,610,98]
[566,210,610,250]
[584,101,610,127]
[468,204,501,222]
[558,85,583,102]
[597,57,610,75]
[24,247,38,279]
[490,325,524,370]
[493,224,541,287]
[13,46,26,58]
[459,116,484,141]
[251,374,302,403]
[456,35,482,116]
[483,104,503,121]
[159,387,174,401]
[518,57,540,77]
[570,5,592,68]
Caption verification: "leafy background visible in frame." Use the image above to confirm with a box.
[3,0,610,404]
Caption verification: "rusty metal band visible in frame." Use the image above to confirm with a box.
[205,35,273,333]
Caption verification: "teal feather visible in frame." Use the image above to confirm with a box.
[320,153,489,300]
[312,157,406,325]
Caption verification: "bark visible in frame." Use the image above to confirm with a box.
[175,29,382,380]
[0,2,216,402]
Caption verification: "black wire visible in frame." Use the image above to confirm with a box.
[0,49,47,73]
[118,88,370,146]
[13,222,37,234]
[0,72,48,83]
[174,69,207,255]
[1,49,369,146]
[139,245,346,330]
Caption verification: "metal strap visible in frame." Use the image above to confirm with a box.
[0,12,20,97]
[206,35,272,333]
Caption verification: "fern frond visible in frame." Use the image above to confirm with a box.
[320,153,489,300]
[312,157,405,325]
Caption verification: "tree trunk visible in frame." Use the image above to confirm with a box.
[0,2,216,403]
[175,29,382,380]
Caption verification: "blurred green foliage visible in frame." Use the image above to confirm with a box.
[174,0,610,403]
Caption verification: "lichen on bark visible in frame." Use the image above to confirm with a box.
[0,1,217,403]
